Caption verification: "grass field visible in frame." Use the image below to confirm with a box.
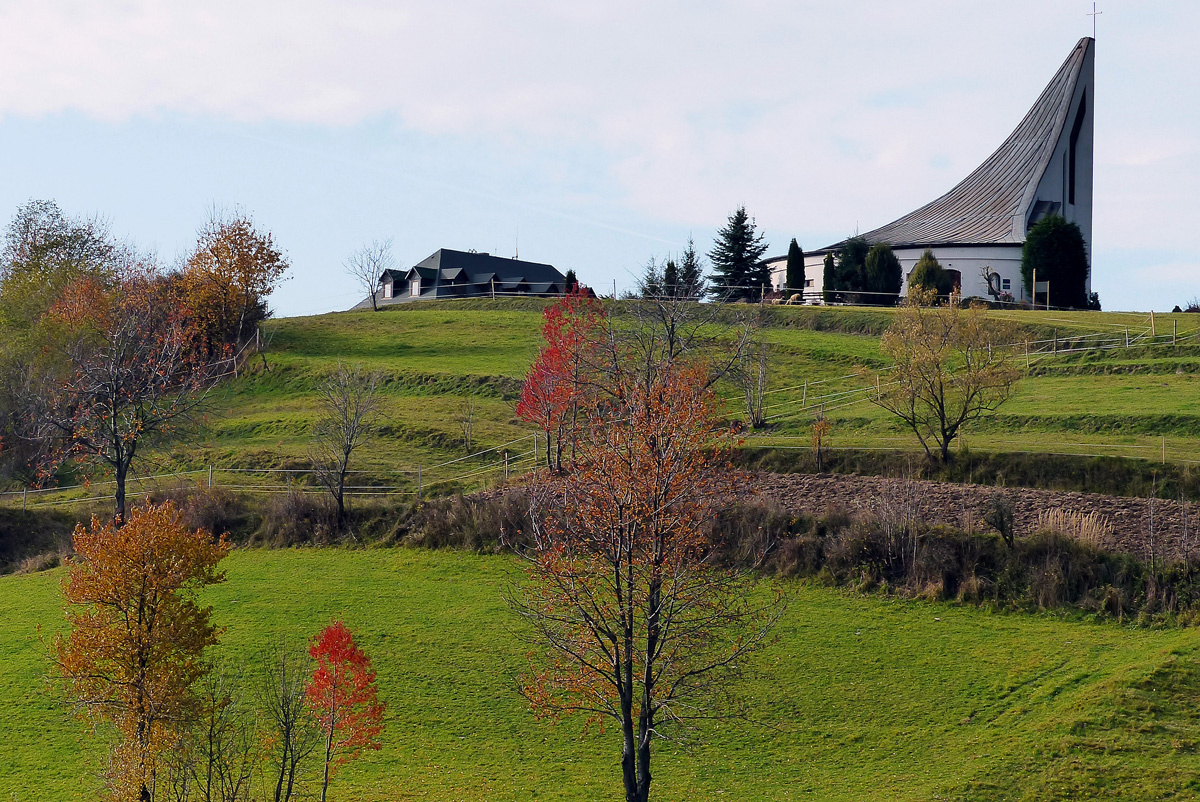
[7,299,1200,507]
[4,547,1200,801]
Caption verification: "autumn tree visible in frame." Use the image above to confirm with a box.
[34,265,224,520]
[179,210,289,356]
[510,320,780,802]
[52,502,230,802]
[306,620,385,802]
[309,363,383,527]
[868,290,1021,462]
[516,288,607,470]
[344,239,395,312]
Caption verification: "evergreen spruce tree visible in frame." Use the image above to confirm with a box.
[639,257,664,298]
[822,253,836,304]
[864,242,903,305]
[563,268,578,292]
[835,236,870,301]
[662,259,680,297]
[708,206,769,301]
[785,239,805,297]
[677,237,706,300]
[1021,214,1089,308]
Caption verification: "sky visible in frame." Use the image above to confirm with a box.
[0,1,1196,315]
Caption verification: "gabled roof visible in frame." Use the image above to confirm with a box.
[839,37,1094,250]
[411,248,565,287]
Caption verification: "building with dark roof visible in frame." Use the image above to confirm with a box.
[354,248,568,308]
[767,37,1095,304]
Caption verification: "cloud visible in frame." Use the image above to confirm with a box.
[1,0,1197,254]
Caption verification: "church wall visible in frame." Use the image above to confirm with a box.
[894,245,1024,301]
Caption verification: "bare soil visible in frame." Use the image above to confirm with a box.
[754,472,1196,562]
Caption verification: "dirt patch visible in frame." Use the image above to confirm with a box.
[753,472,1195,562]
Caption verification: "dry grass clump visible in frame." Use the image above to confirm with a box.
[1037,508,1113,549]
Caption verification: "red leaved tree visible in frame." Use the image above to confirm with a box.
[516,288,606,470]
[510,319,781,802]
[52,502,230,802]
[306,620,385,802]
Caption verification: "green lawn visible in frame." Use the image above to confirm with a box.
[4,548,1200,801]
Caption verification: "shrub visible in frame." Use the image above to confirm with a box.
[1021,215,1089,309]
[255,487,339,547]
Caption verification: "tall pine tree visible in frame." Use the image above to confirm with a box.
[822,253,836,304]
[708,206,769,301]
[785,239,805,297]
[677,237,706,300]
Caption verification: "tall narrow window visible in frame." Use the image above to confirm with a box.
[382,281,392,299]
[1069,90,1087,205]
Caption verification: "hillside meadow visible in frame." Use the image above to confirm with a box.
[172,300,1200,481]
[4,547,1200,801]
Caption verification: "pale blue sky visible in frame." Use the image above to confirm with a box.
[0,1,1195,314]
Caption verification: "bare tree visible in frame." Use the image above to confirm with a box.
[459,396,477,453]
[734,333,770,428]
[259,642,320,802]
[344,239,395,312]
[309,363,383,526]
[189,666,262,802]
[867,291,1021,463]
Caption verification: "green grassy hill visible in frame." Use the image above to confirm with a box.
[12,300,1200,507]
[5,548,1200,801]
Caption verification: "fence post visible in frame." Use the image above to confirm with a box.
[1053,331,1057,353]
[504,451,509,480]
[1151,310,1157,337]
[1163,436,1167,465]
[802,380,807,407]
[1124,327,1129,348]
[1025,340,1030,371]
[1174,319,1178,345]
[208,465,213,488]
[22,487,27,512]
[417,465,422,501]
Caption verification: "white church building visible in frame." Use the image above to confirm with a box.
[769,37,1095,304]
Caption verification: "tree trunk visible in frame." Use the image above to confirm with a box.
[320,703,335,802]
[115,461,128,522]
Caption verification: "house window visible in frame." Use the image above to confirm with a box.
[411,278,420,297]
[382,281,393,299]
[1002,278,1011,290]
[805,278,814,288]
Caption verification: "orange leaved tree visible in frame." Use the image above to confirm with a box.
[52,502,230,802]
[510,320,781,802]
[516,287,606,471]
[306,620,385,802]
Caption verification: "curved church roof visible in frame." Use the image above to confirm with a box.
[849,37,1094,249]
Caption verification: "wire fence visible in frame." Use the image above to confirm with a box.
[0,435,541,511]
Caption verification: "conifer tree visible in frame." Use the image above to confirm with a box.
[785,239,805,296]
[1021,214,1089,308]
[864,242,903,305]
[677,237,706,300]
[707,206,769,301]
[822,253,836,304]
[662,259,679,297]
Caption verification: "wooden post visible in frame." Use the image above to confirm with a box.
[208,465,213,488]
[22,487,27,512]
[1163,436,1167,465]
[1174,319,1178,345]
[1025,340,1030,370]
[1125,327,1129,348]
[1151,310,1157,337]
[417,465,422,500]
[1053,330,1057,353]
[504,451,509,480]
[490,278,495,299]
[802,380,807,407]
[1031,268,1036,308]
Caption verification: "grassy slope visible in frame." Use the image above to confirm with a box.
[33,300,1191,501]
[5,548,1200,801]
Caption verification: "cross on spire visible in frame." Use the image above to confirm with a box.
[1087,2,1102,39]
